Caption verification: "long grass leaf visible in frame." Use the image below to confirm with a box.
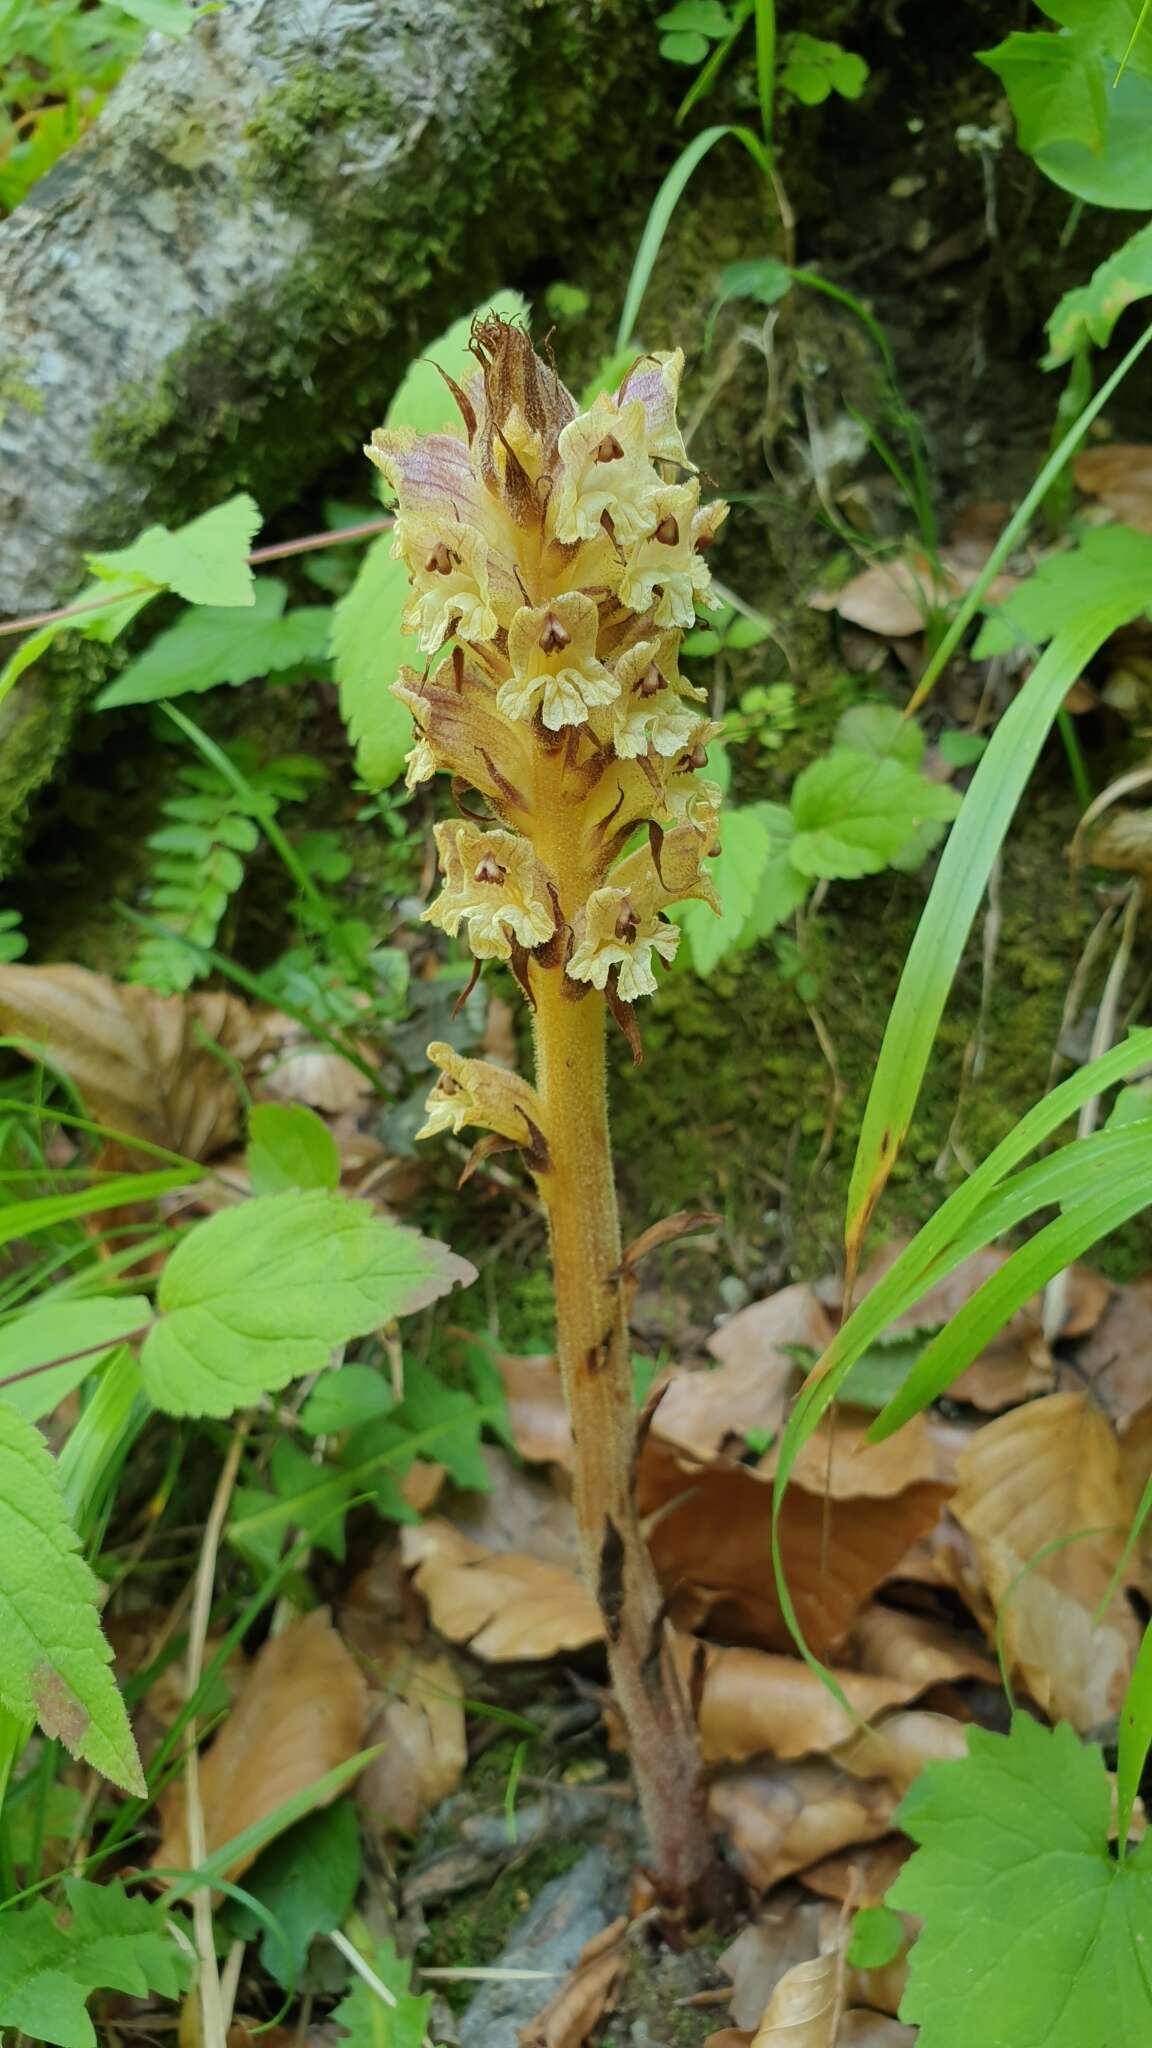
[0,1168,200,1249]
[615,124,771,349]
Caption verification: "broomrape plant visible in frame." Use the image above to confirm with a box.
[374,315,725,1898]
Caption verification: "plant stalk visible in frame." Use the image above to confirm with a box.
[531,970,715,1899]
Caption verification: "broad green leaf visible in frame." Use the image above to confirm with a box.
[836,702,924,767]
[1036,68,1152,209]
[0,1403,144,1792]
[675,805,775,974]
[1038,0,1152,79]
[228,1799,361,1986]
[330,1934,432,2048]
[88,493,261,608]
[789,751,959,881]
[975,525,1152,655]
[247,1102,341,1194]
[385,1360,490,1491]
[299,1363,395,1435]
[140,1191,473,1417]
[113,0,195,31]
[978,31,1108,155]
[385,290,527,438]
[331,536,416,788]
[0,1297,151,1422]
[96,579,331,708]
[891,1715,1152,2047]
[779,32,869,105]
[1046,223,1152,365]
[0,1877,189,2048]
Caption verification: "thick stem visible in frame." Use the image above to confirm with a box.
[532,971,715,1899]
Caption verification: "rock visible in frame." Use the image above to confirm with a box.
[456,1841,633,2048]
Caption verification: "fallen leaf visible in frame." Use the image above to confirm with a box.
[680,1640,921,1765]
[759,1407,944,1499]
[519,1917,628,2047]
[639,1439,950,1656]
[1074,1277,1152,1423]
[831,1709,970,1796]
[402,1519,601,1659]
[952,1390,1141,1730]
[258,1040,375,1113]
[655,1284,832,1466]
[452,1445,582,1570]
[155,1610,368,1880]
[709,1760,896,1891]
[490,1350,574,1467]
[749,1952,842,2045]
[1075,443,1152,531]
[838,2014,916,2045]
[358,1648,466,1836]
[848,1605,999,1689]
[800,1837,911,1909]
[809,555,957,639]
[1084,807,1152,876]
[0,965,268,1158]
[720,1897,827,2028]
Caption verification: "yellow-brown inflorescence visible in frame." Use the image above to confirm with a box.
[372,319,726,1899]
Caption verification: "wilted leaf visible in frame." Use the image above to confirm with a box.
[489,1348,573,1467]
[760,1406,945,1499]
[831,1710,970,1797]
[657,1283,833,1463]
[800,1836,911,1910]
[402,1519,602,1659]
[952,1390,1141,1730]
[0,965,268,1157]
[809,556,955,638]
[748,1952,842,2045]
[1075,1276,1152,1422]
[258,1041,377,1113]
[837,2019,916,2046]
[519,1918,628,2047]
[357,1648,467,1836]
[849,1606,998,1690]
[1074,442,1152,532]
[719,1900,829,2030]
[710,1759,896,1891]
[155,1610,368,1879]
[1085,806,1152,876]
[453,1446,582,1569]
[681,1639,921,1765]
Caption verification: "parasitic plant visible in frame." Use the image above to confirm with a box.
[369,317,726,1898]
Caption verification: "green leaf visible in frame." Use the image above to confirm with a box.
[96,579,331,709]
[330,1935,432,2048]
[1036,70,1152,209]
[847,1904,905,1969]
[658,1,732,33]
[228,1799,361,1987]
[675,805,775,974]
[385,290,527,439]
[247,1103,341,1194]
[0,1403,144,1793]
[140,1191,474,1418]
[789,751,960,880]
[331,536,418,788]
[389,1361,491,1491]
[975,525,1152,655]
[661,28,709,61]
[978,31,1108,154]
[0,1877,190,2048]
[0,1298,150,1422]
[1038,0,1152,77]
[836,702,924,768]
[1046,222,1152,365]
[112,0,195,32]
[299,1363,396,1436]
[779,32,869,105]
[87,493,261,608]
[891,1715,1152,2048]
[1117,1618,1152,1848]
[937,730,987,768]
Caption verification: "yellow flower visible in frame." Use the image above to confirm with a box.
[617,349,693,469]
[423,822,556,960]
[404,735,438,789]
[497,593,618,732]
[552,395,662,545]
[393,516,498,653]
[618,482,718,628]
[566,887,680,1002]
[418,1040,546,1150]
[606,633,707,760]
[393,663,533,821]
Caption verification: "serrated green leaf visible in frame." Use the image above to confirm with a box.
[1046,222,1152,365]
[247,1103,341,1194]
[836,702,924,767]
[228,1799,361,1987]
[0,1877,190,2048]
[978,30,1108,155]
[389,1361,490,1491]
[789,751,960,880]
[0,1404,143,1792]
[331,537,418,788]
[88,493,261,608]
[975,524,1152,655]
[139,1191,473,1418]
[676,805,778,974]
[330,1935,432,2048]
[299,1363,395,1435]
[891,1715,1152,2048]
[96,579,331,708]
[0,1298,151,1422]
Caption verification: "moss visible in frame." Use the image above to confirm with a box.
[0,635,120,879]
[419,1837,587,2010]
[243,63,397,205]
[600,1941,726,2046]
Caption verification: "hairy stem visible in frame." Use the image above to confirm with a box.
[531,971,714,1898]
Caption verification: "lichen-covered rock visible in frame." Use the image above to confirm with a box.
[0,0,670,864]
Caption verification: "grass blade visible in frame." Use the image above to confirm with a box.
[615,124,771,349]
[1117,1619,1152,1850]
[0,1168,200,1249]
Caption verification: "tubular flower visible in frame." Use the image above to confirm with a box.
[552,395,663,544]
[567,889,680,1002]
[618,482,723,628]
[418,1041,546,1155]
[423,822,556,960]
[393,516,498,652]
[603,632,706,759]
[498,593,618,731]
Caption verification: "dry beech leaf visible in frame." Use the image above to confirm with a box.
[402,1518,601,1659]
[519,1918,628,2048]
[720,1897,828,2029]
[639,1439,950,1656]
[808,554,959,638]
[1085,807,1152,877]
[0,964,268,1159]
[657,1284,833,1464]
[1120,1404,1152,1592]
[1075,443,1152,530]
[837,2017,916,2047]
[800,1836,911,1910]
[831,1709,970,1797]
[709,1760,896,1891]
[358,1648,466,1836]
[953,1390,1141,1730]
[155,1610,368,1879]
[453,1445,582,1570]
[1075,1277,1152,1423]
[759,1407,944,1500]
[680,1639,920,1766]
[489,1349,574,1467]
[749,1952,842,2045]
[849,1605,998,1689]
[258,1040,375,1114]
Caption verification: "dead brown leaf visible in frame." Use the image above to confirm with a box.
[654,1283,832,1466]
[0,964,269,1158]
[953,1390,1141,1729]
[1075,1277,1152,1423]
[831,1709,969,1797]
[710,1760,896,1891]
[155,1610,368,1880]
[1075,443,1152,530]
[838,2018,916,2047]
[640,1439,950,1656]
[809,555,956,638]
[489,1350,574,1468]
[800,1836,911,1910]
[680,1639,922,1765]
[759,1407,944,1500]
[720,1897,828,2029]
[402,1518,601,1659]
[849,1605,998,1689]
[519,1918,628,2047]
[258,1039,375,1113]
[358,1648,466,1836]
[1085,807,1152,876]
[749,1952,843,2045]
[452,1445,582,1569]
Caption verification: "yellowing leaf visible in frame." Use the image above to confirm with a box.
[402,1518,602,1659]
